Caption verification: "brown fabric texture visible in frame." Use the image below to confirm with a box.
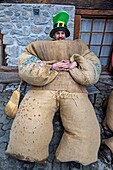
[6,90,57,162]
[69,52,101,85]
[102,91,113,152]
[6,90,100,165]
[55,92,100,165]
[103,91,113,131]
[18,40,101,86]
[30,71,88,93]
[6,39,101,165]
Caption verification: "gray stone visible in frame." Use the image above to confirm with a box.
[0,84,6,92]
[0,143,8,160]
[97,160,112,170]
[52,162,61,170]
[32,25,44,34]
[16,23,22,28]
[0,129,11,142]
[14,11,21,17]
[5,46,19,57]
[0,4,75,65]
[17,37,37,46]
[0,18,10,22]
[32,164,46,170]
[10,29,23,36]
[4,11,13,16]
[3,35,13,45]
[0,12,5,17]
[1,28,11,35]
[22,26,31,36]
[0,114,10,125]
[2,121,12,131]
[0,124,5,137]
[21,9,32,17]
[4,24,13,29]
[44,26,51,34]
[6,57,18,66]
[38,34,50,40]
[34,16,50,25]
[42,11,50,17]
[61,162,70,170]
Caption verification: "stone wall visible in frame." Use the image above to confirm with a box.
[0,4,75,66]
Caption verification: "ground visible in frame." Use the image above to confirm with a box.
[0,74,113,170]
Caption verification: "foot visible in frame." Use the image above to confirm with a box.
[100,144,112,164]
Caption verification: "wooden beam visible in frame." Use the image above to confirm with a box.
[0,72,20,83]
[23,0,113,10]
[0,66,20,83]
[0,66,18,72]
[74,15,81,39]
[0,34,2,39]
[1,0,113,10]
[76,9,113,17]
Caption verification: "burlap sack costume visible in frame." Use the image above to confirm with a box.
[6,39,101,165]
[102,91,113,154]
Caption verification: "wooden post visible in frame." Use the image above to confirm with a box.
[73,15,81,39]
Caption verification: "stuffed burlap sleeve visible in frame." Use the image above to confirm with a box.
[18,47,58,86]
[69,51,101,85]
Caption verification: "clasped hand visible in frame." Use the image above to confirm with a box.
[52,60,77,71]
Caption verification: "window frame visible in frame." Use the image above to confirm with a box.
[74,9,113,73]
[0,33,6,66]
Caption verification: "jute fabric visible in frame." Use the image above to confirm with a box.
[103,91,113,153]
[6,89,100,165]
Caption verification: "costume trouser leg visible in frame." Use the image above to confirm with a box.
[6,90,57,162]
[102,91,113,153]
[55,92,100,166]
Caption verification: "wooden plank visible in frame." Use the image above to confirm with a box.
[1,0,113,9]
[23,0,113,10]
[0,66,19,83]
[74,15,81,39]
[0,72,20,83]
[0,34,2,39]
[0,66,18,72]
[86,85,100,95]
[2,44,6,66]
[76,9,113,17]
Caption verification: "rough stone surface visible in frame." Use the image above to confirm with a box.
[0,3,75,66]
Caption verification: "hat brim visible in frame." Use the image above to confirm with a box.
[50,27,70,38]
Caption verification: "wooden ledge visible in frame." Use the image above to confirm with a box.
[76,9,113,17]
[0,66,20,83]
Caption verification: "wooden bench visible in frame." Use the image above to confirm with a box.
[86,85,100,106]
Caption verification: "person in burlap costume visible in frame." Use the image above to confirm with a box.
[6,11,101,166]
[100,91,113,164]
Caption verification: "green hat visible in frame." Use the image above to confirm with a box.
[50,11,70,38]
